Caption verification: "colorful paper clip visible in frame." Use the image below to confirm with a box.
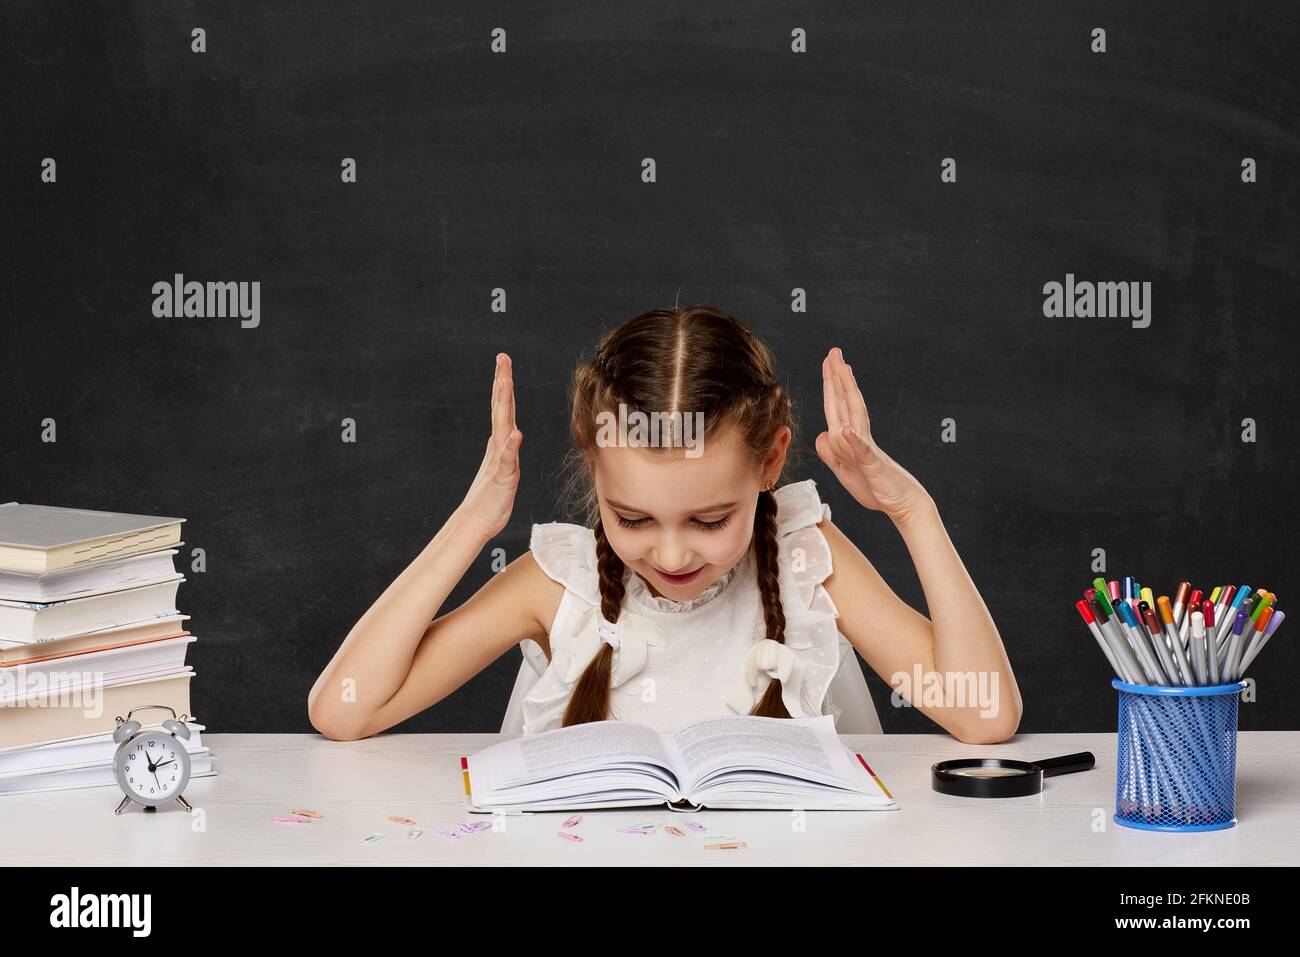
[291,808,323,819]
[664,826,686,837]
[558,831,584,842]
[388,815,417,826]
[407,828,423,840]
[562,814,583,828]
[682,820,707,832]
[272,816,312,824]
[362,833,385,845]
[432,826,460,840]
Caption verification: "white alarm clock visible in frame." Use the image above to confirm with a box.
[112,706,194,815]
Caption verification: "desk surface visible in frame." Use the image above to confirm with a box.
[3,731,1296,866]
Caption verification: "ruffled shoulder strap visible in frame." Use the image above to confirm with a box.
[519,522,671,735]
[774,477,829,537]
[772,479,838,617]
[726,478,848,724]
[528,522,600,607]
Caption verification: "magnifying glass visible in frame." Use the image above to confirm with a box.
[931,752,1095,798]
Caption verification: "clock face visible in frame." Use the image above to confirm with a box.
[113,733,191,807]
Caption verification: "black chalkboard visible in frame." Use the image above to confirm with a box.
[3,1,1295,734]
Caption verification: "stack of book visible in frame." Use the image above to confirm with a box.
[0,503,216,795]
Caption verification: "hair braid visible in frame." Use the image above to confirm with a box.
[749,486,792,718]
[561,518,625,726]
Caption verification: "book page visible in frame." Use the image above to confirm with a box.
[665,714,860,789]
[518,720,670,777]
[473,719,674,792]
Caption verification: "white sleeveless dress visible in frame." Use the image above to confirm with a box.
[499,479,883,735]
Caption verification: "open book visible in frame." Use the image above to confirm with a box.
[463,714,897,813]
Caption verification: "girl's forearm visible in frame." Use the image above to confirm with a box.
[308,507,489,733]
[893,496,1021,732]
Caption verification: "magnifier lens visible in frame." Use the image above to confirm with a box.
[948,765,1030,778]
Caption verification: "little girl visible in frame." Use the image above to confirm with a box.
[309,307,1020,743]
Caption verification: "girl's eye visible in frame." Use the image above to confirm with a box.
[614,515,731,531]
[692,516,730,531]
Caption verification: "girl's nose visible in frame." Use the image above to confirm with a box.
[652,537,693,573]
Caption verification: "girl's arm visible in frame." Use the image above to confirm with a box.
[813,347,1022,744]
[308,353,563,741]
[306,512,561,741]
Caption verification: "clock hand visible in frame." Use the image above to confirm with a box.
[155,759,176,770]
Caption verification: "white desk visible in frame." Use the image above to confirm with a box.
[3,732,1296,866]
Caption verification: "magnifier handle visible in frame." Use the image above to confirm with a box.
[1032,752,1095,777]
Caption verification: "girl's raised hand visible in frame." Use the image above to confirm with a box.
[815,347,932,525]
[456,353,523,542]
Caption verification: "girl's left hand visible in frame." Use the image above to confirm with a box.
[815,347,933,525]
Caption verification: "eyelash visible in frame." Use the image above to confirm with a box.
[615,515,731,531]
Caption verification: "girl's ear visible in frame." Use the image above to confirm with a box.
[762,426,792,481]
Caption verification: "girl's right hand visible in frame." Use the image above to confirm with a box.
[455,353,523,543]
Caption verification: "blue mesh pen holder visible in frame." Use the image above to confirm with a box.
[1112,678,1247,832]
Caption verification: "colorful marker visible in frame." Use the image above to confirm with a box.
[1156,596,1195,687]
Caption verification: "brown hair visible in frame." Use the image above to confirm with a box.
[557,305,798,726]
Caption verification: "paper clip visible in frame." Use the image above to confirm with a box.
[291,808,323,819]
[695,834,734,842]
[558,831,583,842]
[664,826,686,837]
[632,821,660,828]
[272,816,312,824]
[388,815,417,826]
[616,826,653,835]
[562,814,583,828]
[407,828,423,840]
[682,820,707,832]
[704,841,746,850]
[362,833,385,845]
[432,826,461,840]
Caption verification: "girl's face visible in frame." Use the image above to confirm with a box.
[592,421,789,601]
